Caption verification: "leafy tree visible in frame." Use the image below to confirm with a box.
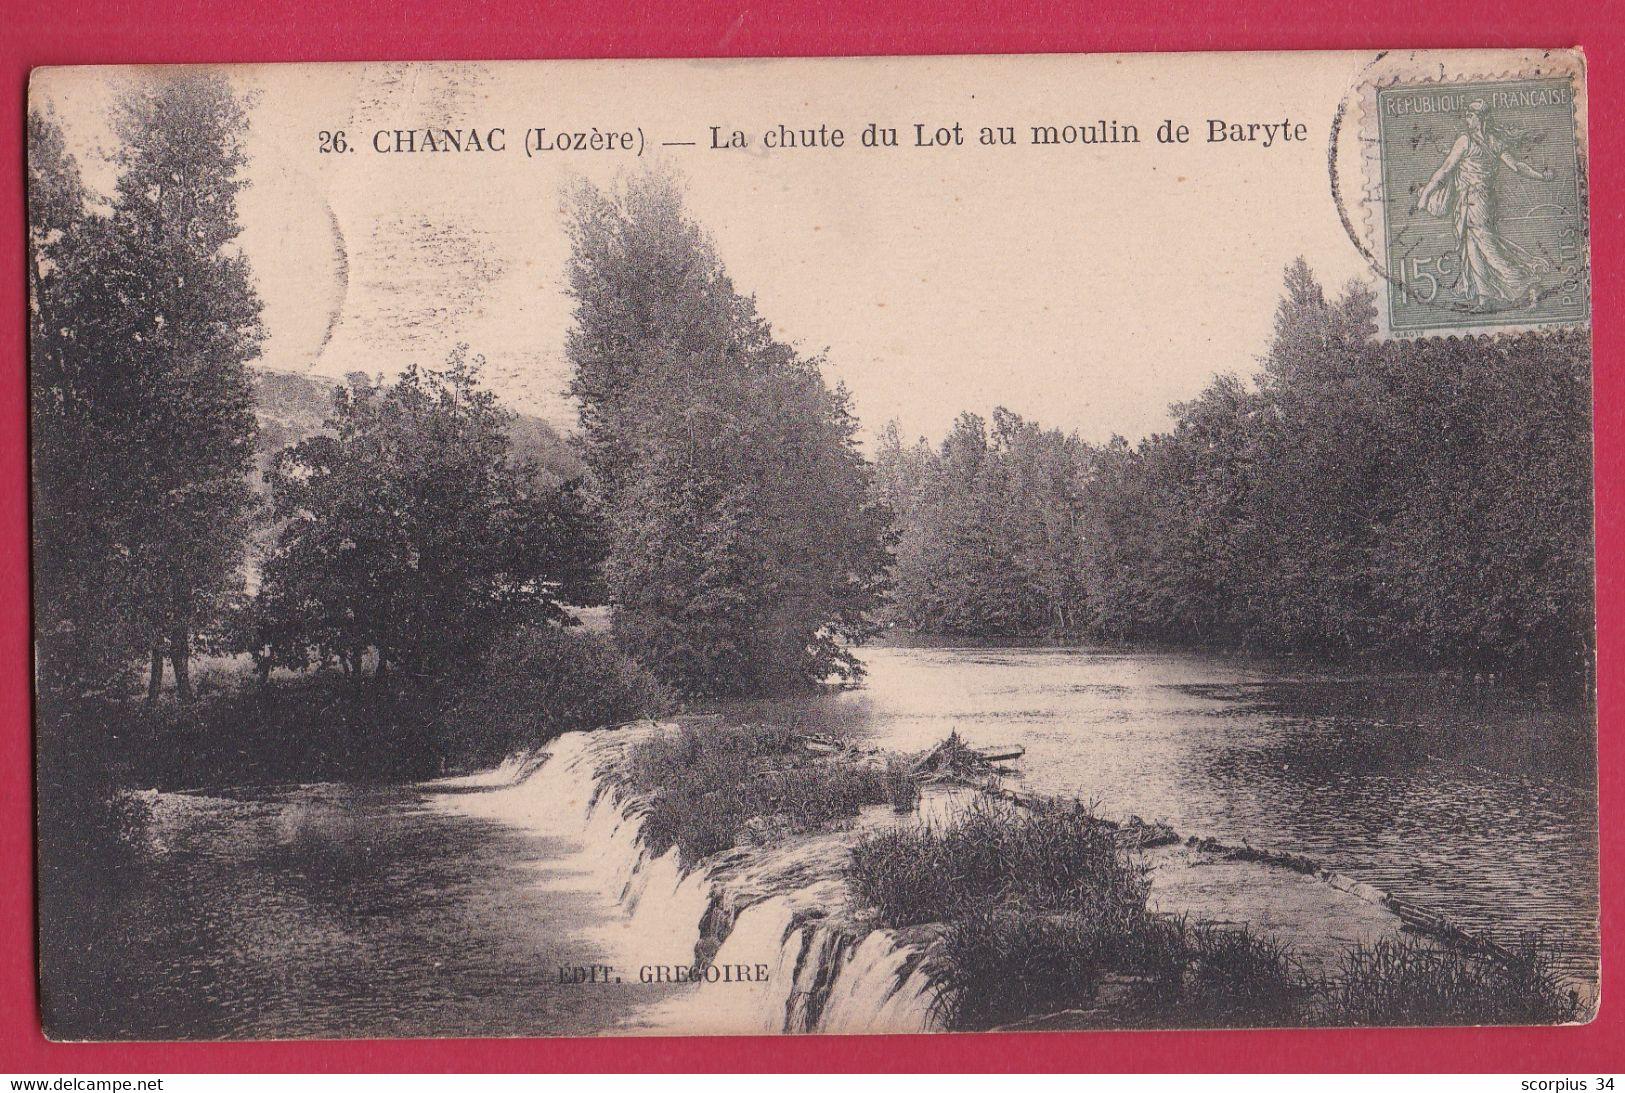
[246,349,601,682]
[987,409,1092,634]
[565,172,890,694]
[875,410,1090,636]
[30,72,262,704]
[29,107,149,700]
[1369,328,1593,674]
[874,259,1594,683]
[1230,266,1389,653]
[107,72,263,700]
[873,420,956,629]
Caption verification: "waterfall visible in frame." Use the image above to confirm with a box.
[640,896,802,1034]
[431,727,944,1035]
[598,846,710,971]
[817,930,939,1034]
[638,898,942,1035]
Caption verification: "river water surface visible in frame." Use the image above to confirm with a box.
[47,643,1598,1038]
[732,642,1598,985]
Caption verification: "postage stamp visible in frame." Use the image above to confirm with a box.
[1362,61,1589,337]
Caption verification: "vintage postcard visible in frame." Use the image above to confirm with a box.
[28,50,1595,1040]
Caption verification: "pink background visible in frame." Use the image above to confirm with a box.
[1,1,1618,1072]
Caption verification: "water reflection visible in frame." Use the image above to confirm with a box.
[43,785,674,1040]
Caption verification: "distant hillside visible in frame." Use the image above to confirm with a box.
[251,368,584,486]
[253,369,339,461]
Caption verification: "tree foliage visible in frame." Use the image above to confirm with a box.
[243,349,602,681]
[875,260,1593,679]
[29,71,262,703]
[565,171,891,695]
[30,106,145,700]
[875,410,1089,636]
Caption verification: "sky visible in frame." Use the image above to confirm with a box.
[34,52,1382,446]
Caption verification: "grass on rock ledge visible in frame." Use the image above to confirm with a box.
[620,722,919,868]
[1324,935,1583,1028]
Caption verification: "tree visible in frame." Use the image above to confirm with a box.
[873,420,956,630]
[565,172,767,501]
[29,107,154,700]
[986,409,1092,635]
[873,410,1091,636]
[1231,263,1389,654]
[872,257,1593,683]
[31,74,262,704]
[1369,328,1593,674]
[565,172,890,694]
[103,72,263,700]
[247,349,601,682]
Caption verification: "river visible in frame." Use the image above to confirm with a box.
[727,641,1599,985]
[43,643,1598,1039]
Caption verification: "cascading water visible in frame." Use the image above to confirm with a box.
[639,897,941,1035]
[817,930,939,1034]
[430,727,944,1035]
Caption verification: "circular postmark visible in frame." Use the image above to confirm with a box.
[1328,52,1397,288]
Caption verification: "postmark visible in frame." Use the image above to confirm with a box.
[1341,51,1590,339]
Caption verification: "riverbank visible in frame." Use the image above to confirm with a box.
[431,718,1587,1033]
[868,627,1595,701]
[38,625,677,796]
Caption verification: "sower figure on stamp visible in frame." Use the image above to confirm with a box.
[1415,99,1555,312]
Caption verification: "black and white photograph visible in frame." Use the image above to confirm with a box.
[27,50,1597,1040]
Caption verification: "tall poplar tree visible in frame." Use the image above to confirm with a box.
[104,72,263,700]
[29,107,150,700]
[565,172,890,694]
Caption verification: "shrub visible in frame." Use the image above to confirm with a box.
[849,788,1584,1031]
[1182,923,1304,1026]
[106,674,441,787]
[623,723,900,867]
[775,762,889,829]
[849,797,1337,1031]
[931,909,1125,1030]
[925,901,1312,1030]
[882,758,920,812]
[931,914,1581,1031]
[849,797,1143,928]
[438,624,676,765]
[44,625,668,791]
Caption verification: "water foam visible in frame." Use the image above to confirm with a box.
[431,728,942,1035]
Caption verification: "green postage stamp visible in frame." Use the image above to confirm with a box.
[1366,59,1589,337]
